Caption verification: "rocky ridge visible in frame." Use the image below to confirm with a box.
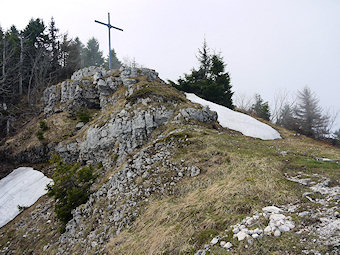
[1,65,339,255]
[39,66,217,254]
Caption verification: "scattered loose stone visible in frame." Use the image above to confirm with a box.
[210,237,219,245]
[223,242,233,249]
[274,229,281,237]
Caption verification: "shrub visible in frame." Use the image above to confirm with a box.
[77,108,92,123]
[39,120,48,131]
[36,130,44,140]
[47,154,96,230]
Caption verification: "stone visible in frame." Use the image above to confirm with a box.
[262,206,283,214]
[279,225,290,232]
[264,226,272,235]
[76,122,85,130]
[270,213,286,222]
[273,229,281,237]
[236,231,248,241]
[180,107,217,123]
[298,211,310,217]
[190,166,201,177]
[210,237,219,245]
[223,242,233,249]
[220,241,226,247]
[254,228,262,234]
[252,233,259,239]
[232,227,240,234]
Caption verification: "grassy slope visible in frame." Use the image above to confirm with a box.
[106,124,340,255]
[1,74,339,254]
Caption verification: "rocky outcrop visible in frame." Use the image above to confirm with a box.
[52,129,201,254]
[78,106,174,166]
[43,66,160,117]
[43,66,217,167]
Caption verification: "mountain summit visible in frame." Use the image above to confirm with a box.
[0,66,339,254]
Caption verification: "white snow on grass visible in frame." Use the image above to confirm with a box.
[185,93,281,140]
[0,167,52,228]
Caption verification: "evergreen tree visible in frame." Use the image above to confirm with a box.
[173,40,234,109]
[251,94,270,121]
[294,86,329,138]
[276,104,296,130]
[47,154,95,231]
[104,48,122,69]
[82,37,104,67]
[48,17,60,75]
[59,35,83,79]
[333,129,340,141]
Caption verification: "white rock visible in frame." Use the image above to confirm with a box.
[220,241,226,247]
[232,227,240,234]
[299,211,309,217]
[262,206,283,214]
[239,224,246,230]
[274,229,281,237]
[254,228,262,234]
[210,237,219,245]
[236,231,248,241]
[253,215,260,220]
[285,221,295,229]
[279,225,290,232]
[246,218,253,225]
[252,233,259,239]
[270,213,286,222]
[264,226,272,235]
[223,242,233,249]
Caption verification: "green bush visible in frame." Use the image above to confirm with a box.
[47,154,96,230]
[76,108,92,123]
[39,120,48,131]
[36,130,44,140]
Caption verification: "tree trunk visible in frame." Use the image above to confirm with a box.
[2,38,5,78]
[19,36,23,96]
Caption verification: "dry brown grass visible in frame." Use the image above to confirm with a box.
[105,124,332,255]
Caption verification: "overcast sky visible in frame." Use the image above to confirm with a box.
[1,0,340,129]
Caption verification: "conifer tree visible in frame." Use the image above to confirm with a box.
[294,86,329,138]
[104,48,122,69]
[173,40,234,109]
[82,37,104,67]
[251,94,270,121]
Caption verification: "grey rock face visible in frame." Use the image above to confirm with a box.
[61,80,100,114]
[180,107,217,123]
[79,106,174,166]
[43,85,61,117]
[71,66,106,80]
[43,66,160,117]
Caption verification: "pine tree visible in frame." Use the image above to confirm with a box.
[333,129,340,141]
[294,86,329,138]
[82,37,104,67]
[173,40,234,109]
[277,104,296,130]
[48,17,60,74]
[104,48,122,69]
[251,94,270,121]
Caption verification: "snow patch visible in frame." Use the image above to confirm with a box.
[0,167,52,228]
[185,93,281,140]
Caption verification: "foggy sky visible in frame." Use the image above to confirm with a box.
[1,0,340,129]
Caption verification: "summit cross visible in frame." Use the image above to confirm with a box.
[95,13,123,70]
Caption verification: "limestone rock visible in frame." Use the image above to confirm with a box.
[180,107,217,123]
[262,206,283,214]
